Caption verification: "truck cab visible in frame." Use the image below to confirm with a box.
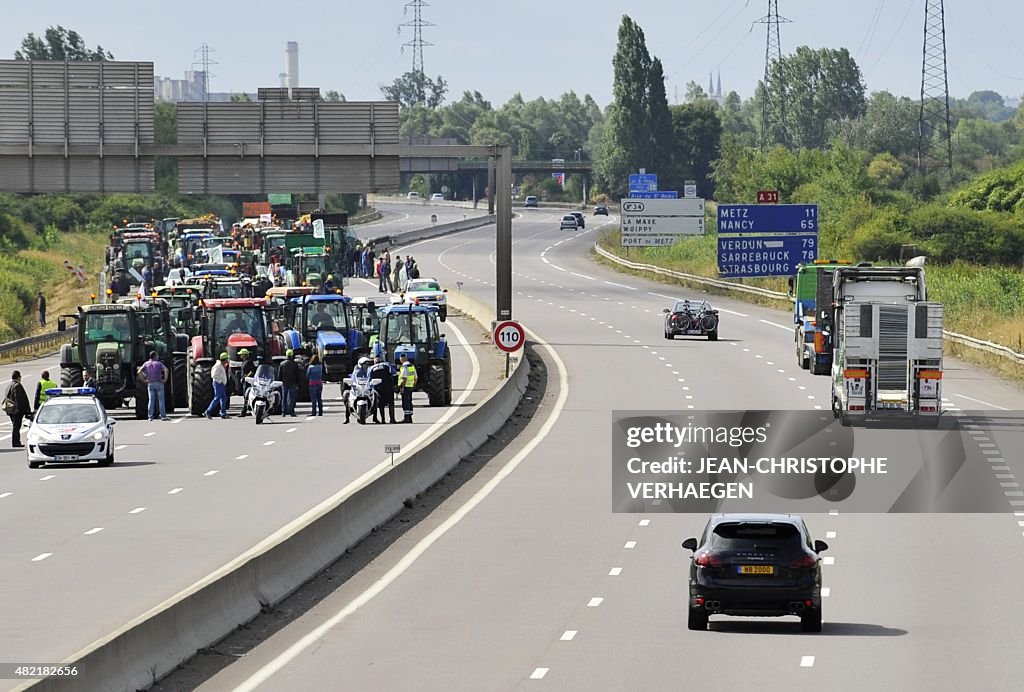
[788,260,858,375]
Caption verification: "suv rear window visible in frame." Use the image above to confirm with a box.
[711,523,802,550]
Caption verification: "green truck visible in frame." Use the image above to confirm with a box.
[787,260,859,375]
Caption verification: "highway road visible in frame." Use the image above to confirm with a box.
[199,208,1024,691]
[0,208,505,689]
[355,201,488,240]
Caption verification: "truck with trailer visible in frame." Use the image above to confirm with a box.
[788,260,858,375]
[823,265,943,426]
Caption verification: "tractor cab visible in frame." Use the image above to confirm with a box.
[374,304,452,406]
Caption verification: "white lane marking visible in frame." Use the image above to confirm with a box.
[639,519,650,526]
[287,427,298,434]
[587,597,604,607]
[31,553,52,562]
[129,507,147,514]
[0,492,11,499]
[236,454,249,460]
[800,656,815,668]
[530,668,549,680]
[826,531,837,539]
[823,556,836,565]
[551,264,567,272]
[84,528,103,535]
[40,475,55,481]
[115,444,127,451]
[604,280,637,290]
[231,319,565,692]
[829,509,840,516]
[717,307,749,317]
[760,319,792,332]
[821,587,831,597]
[172,417,184,424]
[950,393,1009,410]
[168,488,183,495]
[0,434,10,441]
[570,272,596,281]
[263,441,276,446]
[144,432,156,438]
[204,470,219,477]
[609,567,623,576]
[624,541,637,549]
[560,631,577,641]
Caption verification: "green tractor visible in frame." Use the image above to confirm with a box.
[57,301,190,419]
[373,304,452,406]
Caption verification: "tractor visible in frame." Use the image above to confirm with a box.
[57,301,189,419]
[281,295,370,395]
[186,298,285,415]
[373,304,452,406]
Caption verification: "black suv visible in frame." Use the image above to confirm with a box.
[682,514,828,632]
[571,211,585,229]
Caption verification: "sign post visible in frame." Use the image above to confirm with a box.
[384,443,401,466]
[494,320,525,378]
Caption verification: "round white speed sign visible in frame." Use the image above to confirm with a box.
[494,321,525,353]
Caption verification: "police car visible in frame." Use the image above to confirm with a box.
[401,278,448,321]
[26,388,117,468]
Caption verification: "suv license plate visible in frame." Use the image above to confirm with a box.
[738,565,774,575]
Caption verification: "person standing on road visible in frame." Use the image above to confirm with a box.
[378,254,391,293]
[278,349,300,417]
[397,353,417,424]
[392,255,403,293]
[369,355,396,424]
[204,353,231,419]
[307,354,324,416]
[83,369,97,391]
[4,371,32,448]
[36,292,47,328]
[140,351,169,421]
[33,370,58,413]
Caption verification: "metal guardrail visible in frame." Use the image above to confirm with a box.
[368,214,497,249]
[594,242,1024,366]
[0,331,67,358]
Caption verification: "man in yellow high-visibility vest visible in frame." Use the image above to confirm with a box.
[396,353,417,423]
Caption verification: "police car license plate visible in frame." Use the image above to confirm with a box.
[54,455,77,461]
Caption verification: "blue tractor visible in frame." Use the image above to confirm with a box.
[374,304,452,406]
[281,295,371,398]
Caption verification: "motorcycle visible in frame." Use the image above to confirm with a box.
[244,364,283,425]
[343,375,382,425]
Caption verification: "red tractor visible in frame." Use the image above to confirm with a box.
[186,297,285,415]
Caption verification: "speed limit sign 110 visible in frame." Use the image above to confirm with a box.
[494,320,525,353]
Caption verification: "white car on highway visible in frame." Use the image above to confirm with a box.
[401,278,448,321]
[26,388,116,468]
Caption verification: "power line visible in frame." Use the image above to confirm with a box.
[864,0,916,77]
[918,0,953,179]
[399,0,434,76]
[755,0,791,149]
[668,1,752,78]
[662,0,748,69]
[855,0,886,63]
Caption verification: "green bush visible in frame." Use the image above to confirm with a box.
[849,212,914,261]
[904,205,1024,265]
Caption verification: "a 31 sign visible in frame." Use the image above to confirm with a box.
[757,190,780,204]
[494,320,525,353]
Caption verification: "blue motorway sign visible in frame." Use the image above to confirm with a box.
[717,233,818,278]
[628,190,678,199]
[717,204,818,233]
[628,173,658,192]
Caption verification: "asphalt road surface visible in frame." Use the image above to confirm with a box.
[0,209,504,689]
[355,201,488,241]
[200,208,1024,692]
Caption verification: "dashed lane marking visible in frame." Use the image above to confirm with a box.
[84,528,103,535]
[204,470,219,477]
[168,488,183,495]
[530,668,549,680]
[587,597,604,607]
[609,567,623,576]
[40,475,55,481]
[129,507,147,514]
[800,656,815,668]
[236,454,249,460]
[560,631,577,641]
[31,553,52,562]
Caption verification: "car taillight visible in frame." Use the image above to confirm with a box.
[695,552,723,567]
[789,555,817,568]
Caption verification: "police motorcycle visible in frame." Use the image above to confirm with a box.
[343,358,381,425]
[244,363,283,425]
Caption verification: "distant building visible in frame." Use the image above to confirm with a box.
[285,41,299,88]
[707,71,725,106]
[155,70,252,102]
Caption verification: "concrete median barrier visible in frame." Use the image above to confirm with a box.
[22,289,527,692]
[368,214,496,250]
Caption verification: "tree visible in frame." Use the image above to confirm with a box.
[647,58,675,186]
[381,71,448,109]
[670,101,722,198]
[323,90,346,102]
[964,90,1014,123]
[15,26,113,61]
[596,16,653,197]
[230,93,252,102]
[764,46,866,149]
[684,82,709,102]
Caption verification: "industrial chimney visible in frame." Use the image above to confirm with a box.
[284,41,299,89]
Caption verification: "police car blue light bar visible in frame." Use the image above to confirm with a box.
[45,387,96,396]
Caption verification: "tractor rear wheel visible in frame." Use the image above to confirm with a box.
[172,355,188,408]
[60,366,84,389]
[190,364,213,416]
[427,362,446,407]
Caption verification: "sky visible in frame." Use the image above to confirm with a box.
[4,0,1024,107]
